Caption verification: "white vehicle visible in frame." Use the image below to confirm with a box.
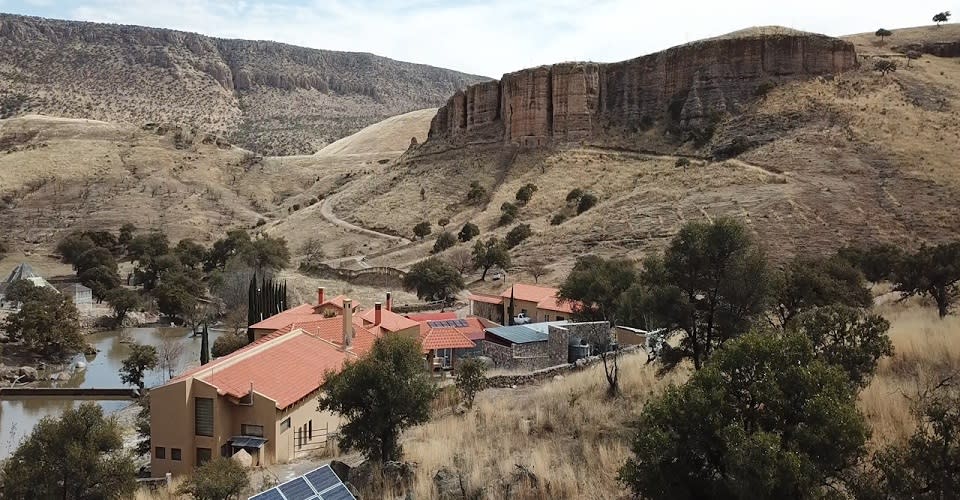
[513,312,532,325]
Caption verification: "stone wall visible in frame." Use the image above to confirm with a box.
[485,345,643,388]
[426,32,857,148]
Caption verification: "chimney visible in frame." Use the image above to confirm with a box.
[374,302,383,326]
[317,287,325,305]
[386,292,393,312]
[343,298,353,348]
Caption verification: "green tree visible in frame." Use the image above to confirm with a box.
[466,181,487,204]
[875,28,892,43]
[499,202,518,226]
[619,331,869,499]
[640,218,770,370]
[413,221,432,240]
[559,255,637,326]
[317,335,436,462]
[838,243,904,282]
[239,235,291,273]
[792,305,893,388]
[204,229,250,272]
[432,231,457,254]
[865,380,960,499]
[472,237,510,280]
[135,394,151,456]
[74,246,117,274]
[120,343,159,389]
[79,265,122,303]
[505,224,532,249]
[457,222,480,242]
[772,255,872,326]
[118,222,137,249]
[2,286,84,358]
[933,11,951,26]
[105,287,140,328]
[176,456,250,500]
[127,231,170,262]
[515,183,538,205]
[576,192,598,214]
[200,323,210,365]
[154,269,205,321]
[455,358,487,409]
[175,239,208,270]
[894,242,960,318]
[56,231,96,265]
[212,333,248,358]
[874,59,897,76]
[1,403,136,499]
[402,257,465,303]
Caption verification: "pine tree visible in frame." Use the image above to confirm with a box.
[200,323,210,365]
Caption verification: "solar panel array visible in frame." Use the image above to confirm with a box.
[427,319,469,328]
[249,465,355,500]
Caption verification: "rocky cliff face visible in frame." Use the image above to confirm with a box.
[0,14,487,155]
[427,30,857,149]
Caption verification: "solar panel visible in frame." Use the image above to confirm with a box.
[319,484,355,500]
[278,477,316,500]
[249,489,285,500]
[305,466,340,492]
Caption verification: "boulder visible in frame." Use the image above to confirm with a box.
[231,448,252,467]
[433,466,464,500]
[18,366,38,382]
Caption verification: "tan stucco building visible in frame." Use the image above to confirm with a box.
[150,304,377,477]
[468,283,575,325]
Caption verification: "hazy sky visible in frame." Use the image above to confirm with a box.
[1,0,956,76]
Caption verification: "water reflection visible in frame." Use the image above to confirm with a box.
[0,326,227,458]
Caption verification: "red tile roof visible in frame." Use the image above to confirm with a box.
[498,284,576,314]
[163,316,379,410]
[405,312,458,322]
[535,295,574,314]
[468,293,504,305]
[359,308,419,332]
[420,328,475,351]
[248,303,320,330]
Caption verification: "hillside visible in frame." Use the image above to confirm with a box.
[0,14,486,155]
[329,25,960,280]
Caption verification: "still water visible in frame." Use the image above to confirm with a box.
[0,326,226,459]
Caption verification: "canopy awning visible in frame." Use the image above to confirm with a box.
[230,436,268,448]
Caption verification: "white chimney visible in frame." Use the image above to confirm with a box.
[317,287,325,305]
[374,302,382,326]
[343,298,353,348]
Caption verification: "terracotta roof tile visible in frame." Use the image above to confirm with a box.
[420,328,476,351]
[499,283,561,302]
[404,312,458,322]
[536,295,575,314]
[468,293,503,305]
[359,308,419,332]
[248,303,322,330]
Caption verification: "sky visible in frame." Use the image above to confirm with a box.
[1,0,956,77]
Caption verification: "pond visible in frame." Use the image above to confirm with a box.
[0,326,227,459]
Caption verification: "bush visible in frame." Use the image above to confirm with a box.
[674,157,691,168]
[499,202,519,226]
[455,358,487,408]
[576,193,598,214]
[212,333,248,358]
[505,224,533,249]
[413,221,432,240]
[550,213,567,226]
[432,231,457,254]
[566,188,584,203]
[457,222,480,242]
[176,457,250,500]
[515,183,538,205]
[753,81,776,97]
[874,59,897,75]
[466,181,487,204]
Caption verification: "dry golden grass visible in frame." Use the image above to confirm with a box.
[403,352,688,499]
[859,300,960,447]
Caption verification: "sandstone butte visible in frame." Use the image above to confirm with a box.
[426,28,858,148]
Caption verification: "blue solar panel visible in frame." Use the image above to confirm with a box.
[320,484,355,500]
[305,466,339,492]
[278,477,316,500]
[249,489,285,500]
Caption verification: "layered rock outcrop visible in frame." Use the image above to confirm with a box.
[427,30,857,148]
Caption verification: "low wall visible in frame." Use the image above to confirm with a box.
[485,345,643,388]
[299,263,405,288]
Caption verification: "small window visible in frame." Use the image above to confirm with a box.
[241,424,264,437]
[195,397,214,437]
[197,447,212,465]
[171,448,182,461]
[280,417,291,433]
[308,420,313,440]
[155,447,166,459]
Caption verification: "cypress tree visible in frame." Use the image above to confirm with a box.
[200,323,210,365]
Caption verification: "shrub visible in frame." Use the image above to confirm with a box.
[432,231,457,253]
[176,457,250,500]
[515,183,538,205]
[466,181,486,204]
[413,221,432,240]
[550,213,568,226]
[753,81,777,97]
[565,188,584,203]
[457,222,480,242]
[874,59,897,76]
[499,202,519,226]
[455,358,487,409]
[576,193,598,214]
[675,157,691,168]
[505,224,533,249]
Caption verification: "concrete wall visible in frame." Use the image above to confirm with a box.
[274,395,341,464]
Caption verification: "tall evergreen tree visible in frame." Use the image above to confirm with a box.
[200,323,210,365]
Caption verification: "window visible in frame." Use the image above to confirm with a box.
[435,348,452,369]
[194,397,213,437]
[280,417,291,433]
[308,420,313,440]
[556,316,565,321]
[155,447,166,459]
[171,448,182,461]
[196,448,212,465]
[241,424,264,437]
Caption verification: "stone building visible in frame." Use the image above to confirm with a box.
[482,321,610,371]
[59,283,93,316]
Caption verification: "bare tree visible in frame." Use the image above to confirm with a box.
[158,337,186,380]
[445,247,474,276]
[298,237,326,265]
[527,261,549,283]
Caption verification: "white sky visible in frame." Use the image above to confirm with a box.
[1,0,957,77]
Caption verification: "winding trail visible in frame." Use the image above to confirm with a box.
[319,197,411,244]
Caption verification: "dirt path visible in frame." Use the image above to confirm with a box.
[319,197,410,244]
